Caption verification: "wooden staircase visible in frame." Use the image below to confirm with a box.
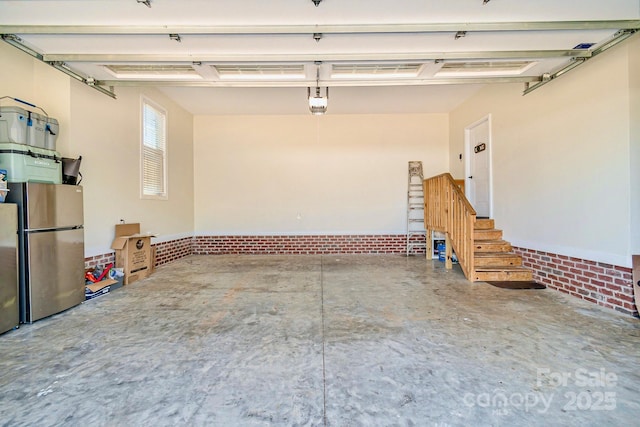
[472,218,533,282]
[423,173,533,283]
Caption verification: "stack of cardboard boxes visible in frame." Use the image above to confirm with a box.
[111,223,156,285]
[85,223,156,300]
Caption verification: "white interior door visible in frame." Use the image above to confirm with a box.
[466,117,492,218]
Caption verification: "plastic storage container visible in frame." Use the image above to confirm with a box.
[0,142,62,184]
[26,111,47,149]
[437,242,446,261]
[45,117,58,151]
[0,107,29,145]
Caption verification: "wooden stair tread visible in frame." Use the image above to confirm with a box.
[474,239,513,252]
[473,266,533,282]
[474,218,495,230]
[474,250,523,266]
[474,231,503,241]
[475,251,518,258]
[475,266,530,272]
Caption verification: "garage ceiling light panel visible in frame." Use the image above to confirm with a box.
[331,63,423,79]
[103,64,202,80]
[214,65,306,80]
[435,61,537,77]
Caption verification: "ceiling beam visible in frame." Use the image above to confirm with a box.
[523,28,637,95]
[1,34,116,99]
[1,20,639,35]
[42,50,592,63]
[97,76,541,88]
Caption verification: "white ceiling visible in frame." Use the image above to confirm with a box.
[1,0,639,115]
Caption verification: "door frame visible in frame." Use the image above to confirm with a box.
[464,114,493,218]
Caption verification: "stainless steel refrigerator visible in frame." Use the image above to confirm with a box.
[7,183,85,323]
[0,203,19,334]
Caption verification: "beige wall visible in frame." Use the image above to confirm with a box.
[69,83,195,256]
[194,114,448,235]
[629,34,640,255]
[450,38,635,266]
[0,43,195,257]
[4,33,636,263]
[0,43,71,152]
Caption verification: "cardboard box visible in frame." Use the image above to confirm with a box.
[85,278,116,300]
[0,169,7,202]
[633,255,639,314]
[111,223,156,285]
[85,284,110,300]
[84,271,124,301]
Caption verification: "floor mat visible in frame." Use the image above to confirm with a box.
[486,281,546,289]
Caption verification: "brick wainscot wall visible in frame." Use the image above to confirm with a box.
[192,234,426,255]
[513,247,637,317]
[85,235,636,317]
[84,237,194,269]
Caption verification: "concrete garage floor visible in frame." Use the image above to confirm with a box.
[1,255,639,426]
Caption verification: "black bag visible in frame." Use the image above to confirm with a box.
[62,156,82,185]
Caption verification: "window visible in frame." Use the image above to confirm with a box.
[141,98,167,199]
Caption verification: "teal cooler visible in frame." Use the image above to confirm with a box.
[0,142,62,184]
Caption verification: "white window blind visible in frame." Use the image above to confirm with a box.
[141,99,167,199]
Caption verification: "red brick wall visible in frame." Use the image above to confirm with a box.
[192,234,420,255]
[84,237,193,269]
[85,236,637,317]
[154,237,193,266]
[84,234,422,269]
[514,247,637,317]
[84,252,115,269]
[407,233,428,256]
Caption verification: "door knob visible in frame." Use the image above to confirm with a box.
[468,176,473,179]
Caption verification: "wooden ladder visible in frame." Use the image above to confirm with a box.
[472,218,533,282]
